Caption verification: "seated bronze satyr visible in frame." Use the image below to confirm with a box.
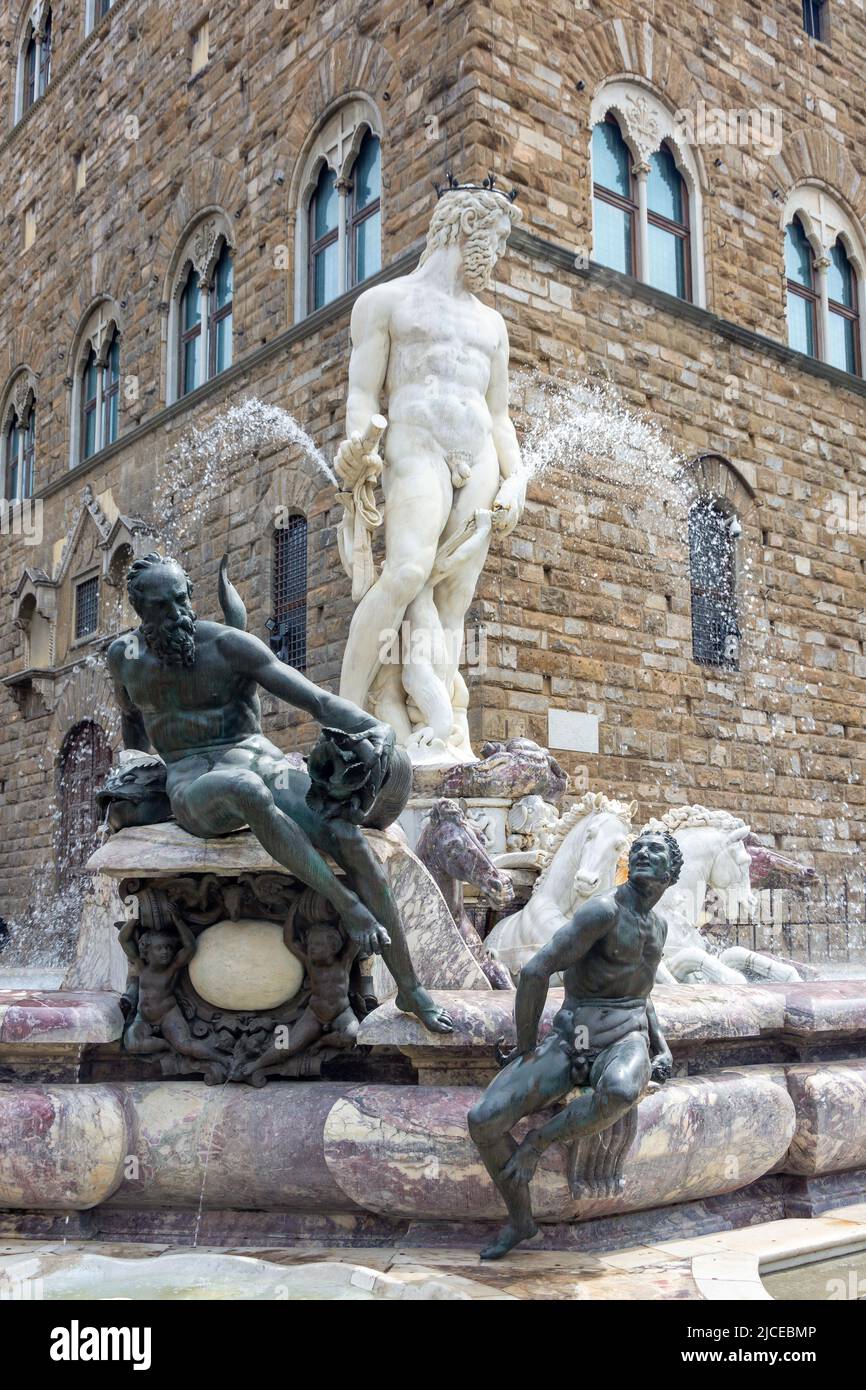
[468,830,681,1260]
[107,552,452,1035]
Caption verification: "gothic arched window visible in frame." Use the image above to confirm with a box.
[295,103,384,319]
[3,389,36,501]
[592,116,636,277]
[689,499,740,669]
[167,217,234,403]
[647,143,690,299]
[268,516,308,671]
[80,325,121,461]
[590,83,705,305]
[16,4,51,120]
[57,720,112,891]
[785,216,818,358]
[827,239,860,374]
[782,187,866,376]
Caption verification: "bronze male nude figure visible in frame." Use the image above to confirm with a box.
[107,552,452,1034]
[468,829,682,1259]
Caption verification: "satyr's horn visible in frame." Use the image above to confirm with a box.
[218,554,247,631]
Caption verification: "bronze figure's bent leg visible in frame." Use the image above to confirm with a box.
[281,793,454,1034]
[171,769,383,947]
[503,1032,651,1188]
[467,1033,573,1260]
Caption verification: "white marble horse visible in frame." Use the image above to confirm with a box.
[644,806,801,985]
[484,791,637,982]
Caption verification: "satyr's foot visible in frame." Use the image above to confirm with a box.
[395,985,453,1033]
[502,1134,544,1186]
[480,1220,539,1262]
[341,899,391,956]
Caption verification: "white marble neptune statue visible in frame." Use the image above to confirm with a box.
[335,177,525,766]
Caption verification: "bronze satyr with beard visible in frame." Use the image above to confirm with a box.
[128,555,196,667]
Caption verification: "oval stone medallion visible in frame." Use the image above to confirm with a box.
[188,919,304,1011]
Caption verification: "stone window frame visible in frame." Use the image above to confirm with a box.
[0,368,38,501]
[164,209,235,405]
[781,183,866,378]
[684,454,756,674]
[291,95,385,323]
[84,0,115,37]
[67,298,124,470]
[13,1,52,124]
[589,79,707,309]
[71,566,101,648]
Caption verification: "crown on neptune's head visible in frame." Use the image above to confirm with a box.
[434,170,518,203]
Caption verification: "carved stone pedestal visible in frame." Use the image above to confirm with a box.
[86,822,490,1085]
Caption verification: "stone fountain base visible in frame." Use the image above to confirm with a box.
[2,981,866,1253]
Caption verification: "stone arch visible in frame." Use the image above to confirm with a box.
[685,452,756,516]
[769,128,866,231]
[572,18,702,122]
[0,323,44,385]
[45,661,121,769]
[155,157,247,280]
[280,34,400,162]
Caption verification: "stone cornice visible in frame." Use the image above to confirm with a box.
[32,224,866,504]
[509,226,866,403]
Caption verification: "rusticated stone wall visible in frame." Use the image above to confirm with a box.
[2,0,866,926]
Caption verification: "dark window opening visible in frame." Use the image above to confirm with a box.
[689,499,740,669]
[268,516,308,670]
[803,0,826,41]
[75,576,100,640]
[57,720,112,891]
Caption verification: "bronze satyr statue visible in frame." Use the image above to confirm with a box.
[107,552,452,1034]
[468,829,681,1260]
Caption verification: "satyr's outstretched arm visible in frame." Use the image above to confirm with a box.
[220,627,389,745]
[513,899,615,1056]
[107,640,151,753]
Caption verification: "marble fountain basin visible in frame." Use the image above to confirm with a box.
[0,1249,473,1301]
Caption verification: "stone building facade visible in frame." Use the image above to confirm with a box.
[1,0,866,935]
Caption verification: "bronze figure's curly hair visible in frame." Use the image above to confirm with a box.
[127,552,193,609]
[629,829,684,885]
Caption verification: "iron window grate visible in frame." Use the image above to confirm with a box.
[75,576,99,640]
[689,500,739,669]
[270,516,308,670]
